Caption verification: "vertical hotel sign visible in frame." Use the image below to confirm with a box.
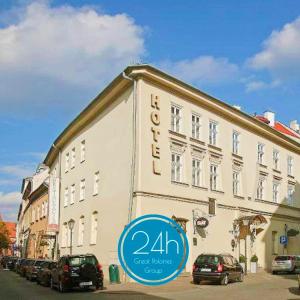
[48,170,59,232]
[151,94,161,175]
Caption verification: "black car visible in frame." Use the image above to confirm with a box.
[19,259,34,277]
[15,258,25,273]
[192,253,244,285]
[1,256,18,270]
[50,254,104,292]
[26,260,45,281]
[36,261,56,286]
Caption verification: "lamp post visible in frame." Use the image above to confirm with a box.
[242,219,250,275]
[68,219,75,255]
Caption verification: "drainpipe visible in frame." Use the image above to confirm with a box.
[52,143,62,260]
[122,71,138,225]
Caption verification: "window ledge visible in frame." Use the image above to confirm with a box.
[77,244,83,247]
[288,175,295,179]
[80,160,85,164]
[234,195,245,200]
[171,181,189,187]
[90,243,96,246]
[169,130,186,139]
[232,153,243,161]
[211,189,224,194]
[190,137,205,145]
[258,163,268,169]
[208,144,222,152]
[71,166,75,170]
[93,193,98,197]
[273,169,281,174]
[192,185,208,191]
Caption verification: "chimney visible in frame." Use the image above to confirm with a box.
[290,120,300,132]
[264,111,275,127]
[233,105,241,111]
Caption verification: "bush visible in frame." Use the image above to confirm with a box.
[287,229,299,237]
[250,254,258,263]
[239,254,246,263]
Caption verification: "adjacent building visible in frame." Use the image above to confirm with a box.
[40,65,300,277]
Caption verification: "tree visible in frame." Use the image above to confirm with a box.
[0,221,10,252]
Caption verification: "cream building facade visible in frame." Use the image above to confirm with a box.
[44,65,300,277]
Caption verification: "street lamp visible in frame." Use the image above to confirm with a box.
[68,219,75,255]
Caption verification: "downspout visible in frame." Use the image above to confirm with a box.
[122,71,138,225]
[52,143,62,260]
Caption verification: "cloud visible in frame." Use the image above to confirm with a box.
[0,1,144,114]
[0,192,21,205]
[159,56,239,87]
[248,17,300,81]
[245,79,281,93]
[0,164,35,178]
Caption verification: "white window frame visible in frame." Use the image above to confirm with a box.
[272,181,280,203]
[232,131,240,155]
[287,185,295,206]
[93,171,100,196]
[80,140,86,163]
[209,120,218,146]
[80,179,85,201]
[257,177,266,200]
[273,150,280,170]
[71,147,75,169]
[191,113,201,140]
[257,143,265,164]
[171,104,182,133]
[64,187,69,207]
[171,153,182,183]
[287,156,293,176]
[233,171,240,196]
[70,184,75,205]
[90,212,98,245]
[192,158,202,187]
[210,164,218,191]
[65,152,70,173]
[78,216,84,246]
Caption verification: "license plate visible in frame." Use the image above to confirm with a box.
[201,268,211,272]
[80,281,93,287]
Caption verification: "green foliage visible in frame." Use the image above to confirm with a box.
[239,254,246,263]
[287,229,300,237]
[250,254,258,263]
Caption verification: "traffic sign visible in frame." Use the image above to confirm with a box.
[280,235,288,245]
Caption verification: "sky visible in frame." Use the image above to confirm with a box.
[1,0,300,221]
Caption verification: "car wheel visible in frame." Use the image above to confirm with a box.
[238,272,244,282]
[193,278,200,285]
[95,283,104,290]
[220,274,229,286]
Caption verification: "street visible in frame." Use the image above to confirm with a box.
[1,269,300,300]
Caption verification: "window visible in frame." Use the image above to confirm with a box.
[69,224,74,248]
[287,156,293,176]
[210,164,218,191]
[41,202,45,217]
[257,143,265,164]
[65,153,70,172]
[171,153,182,182]
[257,177,266,200]
[90,212,98,245]
[232,131,240,154]
[80,140,86,162]
[93,172,100,195]
[208,198,216,215]
[70,184,75,205]
[273,150,280,170]
[44,201,48,217]
[71,147,75,169]
[272,231,278,255]
[36,205,39,221]
[171,104,181,133]
[209,121,218,146]
[191,114,201,140]
[80,179,85,201]
[233,171,240,196]
[62,223,68,247]
[192,158,202,187]
[287,185,295,205]
[32,208,35,223]
[273,181,280,203]
[64,187,69,207]
[78,216,84,246]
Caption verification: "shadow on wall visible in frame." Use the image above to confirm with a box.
[262,181,300,272]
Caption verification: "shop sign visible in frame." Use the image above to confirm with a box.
[196,217,209,229]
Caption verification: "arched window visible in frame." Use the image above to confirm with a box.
[90,211,98,245]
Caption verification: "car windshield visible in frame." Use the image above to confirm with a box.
[275,256,292,261]
[196,255,220,265]
[35,261,44,266]
[68,256,97,266]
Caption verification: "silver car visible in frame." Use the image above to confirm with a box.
[272,255,300,274]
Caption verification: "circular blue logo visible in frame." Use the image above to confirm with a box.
[118,214,189,286]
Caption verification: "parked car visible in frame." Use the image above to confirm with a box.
[19,259,34,277]
[192,253,244,285]
[26,260,45,281]
[1,256,18,270]
[15,258,26,274]
[50,254,104,292]
[36,261,56,286]
[272,255,300,274]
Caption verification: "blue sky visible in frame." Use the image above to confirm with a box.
[1,0,300,221]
